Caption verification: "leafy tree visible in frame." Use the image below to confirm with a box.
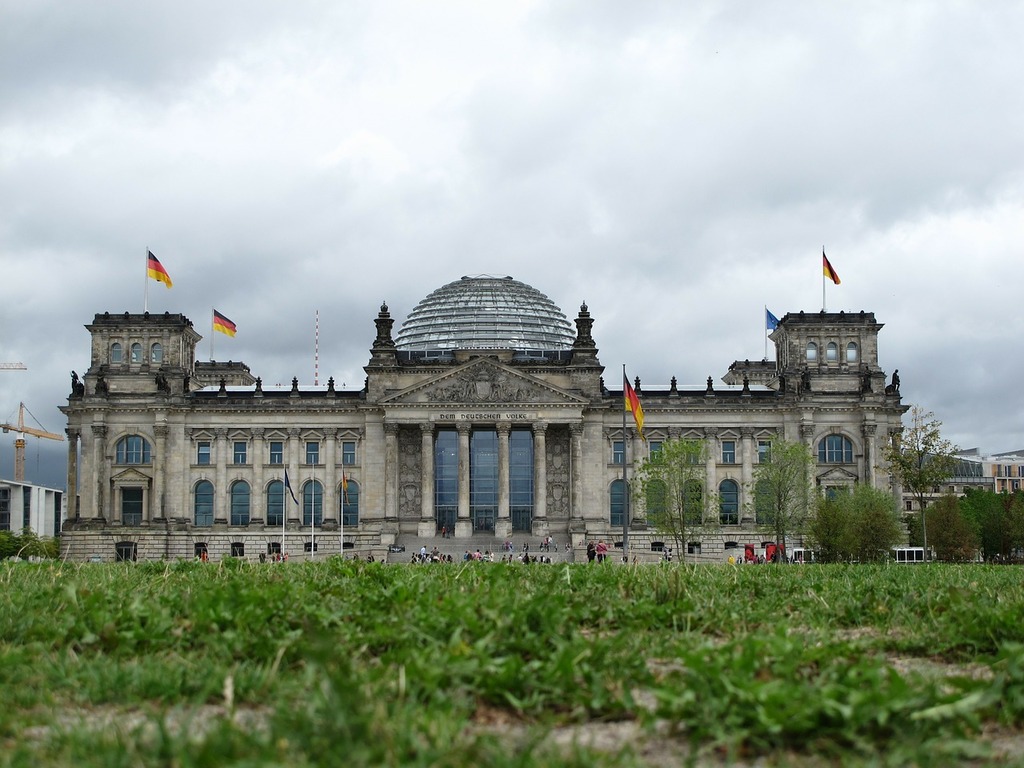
[806,485,903,563]
[0,530,17,560]
[750,439,814,556]
[883,405,958,561]
[0,530,59,560]
[960,488,1024,561]
[848,485,906,563]
[806,495,854,563]
[926,494,979,562]
[633,438,710,555]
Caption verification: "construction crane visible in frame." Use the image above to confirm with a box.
[0,402,64,482]
[0,363,27,371]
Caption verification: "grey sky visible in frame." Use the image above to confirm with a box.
[2,1,1023,489]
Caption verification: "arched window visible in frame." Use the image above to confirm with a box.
[194,480,214,527]
[230,480,250,526]
[610,479,628,527]
[846,342,859,363]
[719,479,739,525]
[341,479,360,526]
[806,342,818,361]
[111,342,123,363]
[754,479,773,525]
[115,435,151,464]
[130,343,143,363]
[151,343,163,363]
[645,479,667,520]
[818,434,854,463]
[266,480,284,527]
[303,480,323,526]
[826,342,838,362]
[683,479,704,525]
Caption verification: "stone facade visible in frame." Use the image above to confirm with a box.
[60,298,908,563]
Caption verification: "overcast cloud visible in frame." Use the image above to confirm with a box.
[2,1,1023,489]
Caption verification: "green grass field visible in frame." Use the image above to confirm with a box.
[2,559,1024,766]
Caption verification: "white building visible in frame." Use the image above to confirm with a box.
[0,478,65,538]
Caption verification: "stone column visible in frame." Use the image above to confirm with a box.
[455,423,472,537]
[569,422,582,526]
[152,423,168,524]
[251,428,265,524]
[740,427,754,523]
[703,427,718,524]
[214,428,228,525]
[91,424,107,521]
[801,423,816,492]
[862,423,877,486]
[323,429,338,527]
[384,423,400,525]
[494,422,512,539]
[533,422,549,537]
[417,424,436,537]
[65,428,79,522]
[287,428,301,526]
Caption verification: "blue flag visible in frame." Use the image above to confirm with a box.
[283,469,299,504]
[766,308,780,331]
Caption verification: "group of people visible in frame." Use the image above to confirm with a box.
[585,540,610,563]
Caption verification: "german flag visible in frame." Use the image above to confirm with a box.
[147,251,173,288]
[213,309,237,337]
[823,250,841,285]
[624,373,644,439]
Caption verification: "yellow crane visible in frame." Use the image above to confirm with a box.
[1,402,64,482]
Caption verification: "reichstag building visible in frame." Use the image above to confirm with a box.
[59,275,907,562]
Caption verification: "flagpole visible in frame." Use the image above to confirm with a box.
[764,306,768,360]
[822,246,827,312]
[311,461,316,560]
[622,364,629,564]
[210,308,215,362]
[144,248,150,313]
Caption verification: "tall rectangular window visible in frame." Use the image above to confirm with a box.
[648,441,663,462]
[121,488,143,526]
[341,441,357,465]
[305,441,320,465]
[196,441,211,465]
[0,488,9,531]
[509,430,534,532]
[757,440,771,464]
[434,430,458,533]
[470,430,498,533]
[269,441,284,465]
[612,440,624,465]
[233,441,247,465]
[721,440,736,464]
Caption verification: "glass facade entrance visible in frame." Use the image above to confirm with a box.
[433,427,535,532]
[470,430,497,532]
[510,430,533,531]
[434,430,458,532]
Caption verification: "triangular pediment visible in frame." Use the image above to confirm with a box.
[816,466,860,483]
[382,358,587,406]
[111,467,152,483]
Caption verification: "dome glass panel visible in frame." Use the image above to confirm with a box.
[395,275,575,352]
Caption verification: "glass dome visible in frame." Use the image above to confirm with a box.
[395,275,575,352]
